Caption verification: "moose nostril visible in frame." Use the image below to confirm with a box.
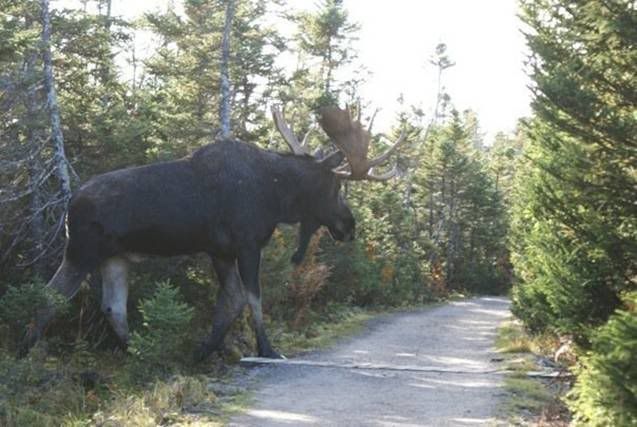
[107,307,112,313]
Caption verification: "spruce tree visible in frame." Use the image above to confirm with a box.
[511,0,637,340]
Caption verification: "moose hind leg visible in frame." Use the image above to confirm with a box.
[197,257,247,361]
[20,256,90,355]
[238,249,282,359]
[100,257,129,345]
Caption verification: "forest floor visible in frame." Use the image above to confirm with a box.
[223,296,511,426]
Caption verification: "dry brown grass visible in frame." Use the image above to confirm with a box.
[288,230,332,329]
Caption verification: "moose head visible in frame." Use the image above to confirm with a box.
[271,105,406,263]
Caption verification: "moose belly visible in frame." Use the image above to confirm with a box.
[119,224,209,256]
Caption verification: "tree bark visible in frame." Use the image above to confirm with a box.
[219,0,235,139]
[40,0,72,205]
[25,50,47,276]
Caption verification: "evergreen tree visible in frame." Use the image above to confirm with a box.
[511,0,637,340]
[0,1,144,280]
[414,111,508,292]
[291,0,359,106]
[144,0,282,155]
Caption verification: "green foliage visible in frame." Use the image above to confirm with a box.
[568,293,637,426]
[143,0,282,151]
[510,0,636,422]
[292,0,360,103]
[128,281,194,374]
[0,281,68,350]
[511,0,636,342]
[0,346,89,426]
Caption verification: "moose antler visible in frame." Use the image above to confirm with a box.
[318,106,405,181]
[271,106,312,156]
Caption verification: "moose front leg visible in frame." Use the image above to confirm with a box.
[291,220,320,265]
[238,248,282,359]
[196,257,247,361]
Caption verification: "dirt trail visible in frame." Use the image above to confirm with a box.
[229,297,511,426]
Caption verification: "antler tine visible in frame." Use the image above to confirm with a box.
[333,163,399,181]
[301,125,315,147]
[367,108,380,133]
[367,164,400,181]
[368,131,406,168]
[271,106,311,156]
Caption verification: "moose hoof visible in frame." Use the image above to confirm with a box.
[259,349,286,360]
[194,342,219,363]
[193,346,209,363]
[290,252,304,265]
[17,329,40,359]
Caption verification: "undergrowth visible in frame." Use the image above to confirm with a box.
[495,320,571,426]
[0,295,380,426]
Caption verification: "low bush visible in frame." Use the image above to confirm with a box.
[0,281,68,352]
[127,281,194,375]
[568,292,637,426]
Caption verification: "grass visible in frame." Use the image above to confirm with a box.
[504,375,552,414]
[268,307,373,356]
[495,319,570,426]
[496,321,533,354]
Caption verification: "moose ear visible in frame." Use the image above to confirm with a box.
[318,151,345,170]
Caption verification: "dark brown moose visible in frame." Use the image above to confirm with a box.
[24,106,405,360]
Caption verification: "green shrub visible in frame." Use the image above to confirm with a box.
[511,280,555,335]
[128,281,194,374]
[568,293,637,426]
[0,281,68,351]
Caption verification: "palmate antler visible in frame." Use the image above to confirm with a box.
[318,106,405,181]
[272,105,405,181]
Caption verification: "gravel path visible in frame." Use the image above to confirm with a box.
[229,297,511,426]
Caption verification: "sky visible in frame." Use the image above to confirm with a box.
[343,0,532,141]
[56,0,532,142]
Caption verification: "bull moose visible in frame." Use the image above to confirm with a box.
[24,106,405,360]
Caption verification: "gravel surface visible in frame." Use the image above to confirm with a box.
[229,297,511,427]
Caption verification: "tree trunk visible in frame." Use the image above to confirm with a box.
[40,0,72,205]
[25,50,47,276]
[219,0,235,139]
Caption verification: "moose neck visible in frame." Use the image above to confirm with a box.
[274,155,328,226]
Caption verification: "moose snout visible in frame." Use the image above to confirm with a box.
[328,221,355,242]
[341,228,355,242]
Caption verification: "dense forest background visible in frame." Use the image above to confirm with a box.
[0,0,634,425]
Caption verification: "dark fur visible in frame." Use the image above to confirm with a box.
[26,139,354,359]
